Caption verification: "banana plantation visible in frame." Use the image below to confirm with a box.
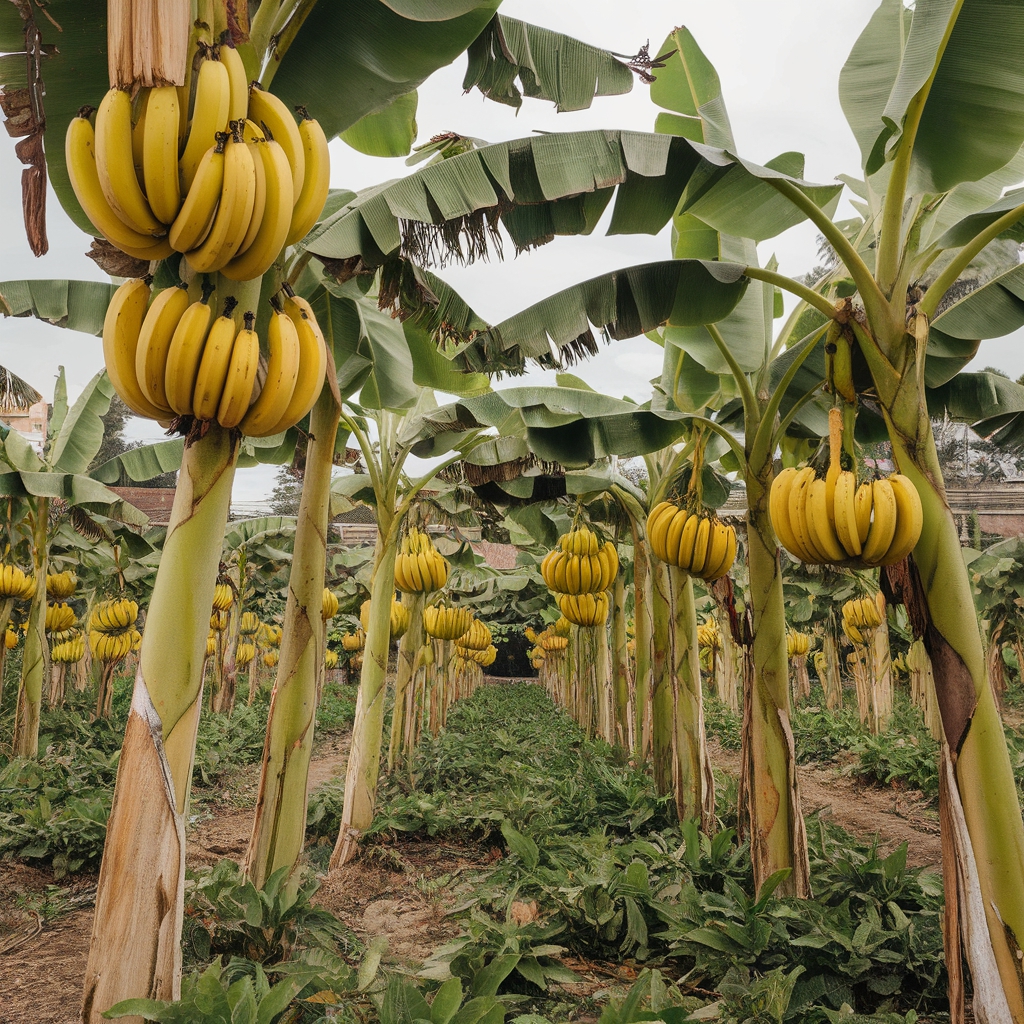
[6,0,1024,1022]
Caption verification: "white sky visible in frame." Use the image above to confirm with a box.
[0,0,1020,502]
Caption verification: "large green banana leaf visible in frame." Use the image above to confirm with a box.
[928,371,1024,448]
[840,0,1024,192]
[90,439,186,485]
[304,130,842,266]
[49,370,113,476]
[0,279,116,336]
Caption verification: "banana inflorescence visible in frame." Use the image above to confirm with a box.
[459,619,492,652]
[540,527,619,597]
[45,603,77,633]
[91,628,141,663]
[0,564,37,601]
[697,619,721,651]
[394,529,450,593]
[423,603,472,642]
[236,641,256,666]
[66,45,330,269]
[239,611,260,635]
[212,583,234,611]
[769,408,923,568]
[646,503,737,582]
[52,635,87,663]
[89,598,139,634]
[841,592,885,644]
[786,631,810,659]
[46,571,77,600]
[359,597,410,638]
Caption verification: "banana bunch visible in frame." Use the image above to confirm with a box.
[646,503,737,582]
[90,597,139,634]
[325,648,339,670]
[557,591,609,628]
[52,635,86,664]
[235,641,256,666]
[842,594,884,644]
[455,644,497,667]
[103,278,328,434]
[5,625,19,649]
[541,536,619,595]
[91,628,140,663]
[394,530,450,593]
[524,627,538,643]
[460,619,491,652]
[359,598,409,638]
[210,610,229,632]
[262,623,283,648]
[206,633,218,658]
[697,619,721,651]
[0,565,36,601]
[238,611,259,636]
[50,626,81,644]
[892,652,907,677]
[770,466,922,568]
[541,635,568,652]
[786,631,810,659]
[813,650,828,678]
[553,617,572,638]
[341,632,363,652]
[65,49,330,268]
[263,649,279,668]
[322,588,340,622]
[423,603,472,641]
[212,583,234,611]
[45,603,77,633]
[907,640,929,673]
[46,571,77,600]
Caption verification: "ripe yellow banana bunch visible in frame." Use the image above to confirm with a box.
[842,594,884,644]
[325,648,339,670]
[322,588,340,622]
[646,502,737,582]
[46,571,77,601]
[423,603,473,641]
[212,583,234,611]
[907,639,929,673]
[236,641,256,666]
[697,620,721,651]
[786,630,810,659]
[102,278,328,435]
[91,628,139,663]
[50,626,81,644]
[0,564,36,601]
[813,650,828,677]
[210,610,229,632]
[460,619,492,651]
[541,635,569,652]
[553,617,572,638]
[239,611,260,635]
[395,530,450,593]
[5,626,19,649]
[540,540,619,595]
[89,597,139,634]
[46,608,74,635]
[341,632,363,652]
[524,627,538,643]
[531,655,545,670]
[52,635,86,663]
[263,649,279,668]
[206,633,218,658]
[65,49,330,269]
[560,526,599,556]
[557,591,609,627]
[263,624,283,648]
[359,597,410,637]
[456,644,497,667]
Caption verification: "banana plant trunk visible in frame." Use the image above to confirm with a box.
[81,426,239,1023]
[388,591,424,771]
[13,497,48,758]
[869,324,1024,1019]
[630,517,653,757]
[610,570,632,749]
[244,388,339,888]
[330,531,399,870]
[669,567,714,830]
[741,458,810,898]
[650,560,674,794]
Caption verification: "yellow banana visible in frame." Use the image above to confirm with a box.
[180,57,232,190]
[240,307,301,436]
[142,86,181,224]
[247,84,304,196]
[825,406,842,532]
[689,516,712,575]
[676,513,700,571]
[164,294,213,415]
[665,508,688,566]
[833,470,861,557]
[707,526,737,581]
[102,278,172,419]
[218,40,249,123]
[94,88,164,235]
[131,89,148,184]
[185,130,256,273]
[65,112,173,260]
[769,468,807,561]
[417,551,433,591]
[880,473,923,565]
[646,502,674,561]
[266,291,327,432]
[237,135,267,255]
[193,299,239,420]
[704,522,729,579]
[567,555,581,595]
[553,552,567,594]
[862,478,898,565]
[286,110,330,245]
[136,282,191,408]
[579,552,592,593]
[169,135,227,253]
[807,477,845,562]
[854,483,873,547]
[788,467,822,563]
[216,311,261,428]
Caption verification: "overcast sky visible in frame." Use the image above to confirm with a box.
[1,0,1021,503]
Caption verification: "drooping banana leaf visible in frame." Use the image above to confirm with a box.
[90,439,186,485]
[339,92,419,158]
[928,371,1024,448]
[0,468,149,527]
[0,279,117,336]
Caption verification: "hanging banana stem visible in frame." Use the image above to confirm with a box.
[0,596,15,711]
[871,612,893,732]
[244,387,340,889]
[742,455,810,898]
[13,496,48,758]
[711,591,741,713]
[669,567,714,830]
[610,569,632,749]
[823,618,843,709]
[82,426,239,1022]
[388,591,424,772]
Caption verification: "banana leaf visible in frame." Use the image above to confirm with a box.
[90,439,186,485]
[0,279,117,336]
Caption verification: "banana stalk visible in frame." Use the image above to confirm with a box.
[742,461,810,897]
[632,523,653,758]
[82,426,239,1022]
[388,591,424,771]
[596,618,613,743]
[610,570,632,749]
[669,567,714,829]
[823,622,843,710]
[0,596,15,710]
[244,387,339,888]
[650,561,674,794]
[13,497,48,758]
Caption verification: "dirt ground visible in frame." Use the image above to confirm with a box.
[1,730,943,1023]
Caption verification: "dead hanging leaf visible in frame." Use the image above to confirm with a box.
[86,238,151,278]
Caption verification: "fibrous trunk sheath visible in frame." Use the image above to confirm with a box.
[13,497,48,758]
[81,427,238,1023]
[244,388,339,888]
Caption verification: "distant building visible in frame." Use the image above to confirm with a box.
[0,398,47,453]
